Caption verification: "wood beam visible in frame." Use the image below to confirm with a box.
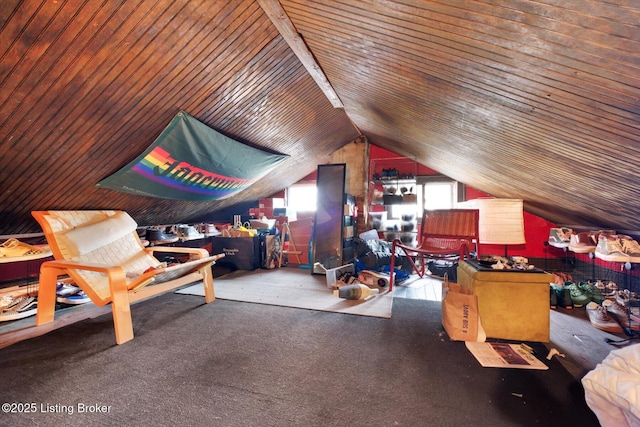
[257,0,344,109]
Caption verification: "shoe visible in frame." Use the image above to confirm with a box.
[605,281,618,298]
[568,232,597,253]
[548,227,572,248]
[566,281,590,307]
[176,225,204,241]
[56,283,90,305]
[0,238,49,258]
[580,281,604,304]
[553,284,573,309]
[586,302,623,333]
[0,296,38,322]
[201,223,221,236]
[616,289,640,308]
[56,282,80,298]
[145,228,179,245]
[621,239,640,262]
[603,299,640,332]
[549,284,557,309]
[595,235,631,262]
[57,290,90,305]
[553,272,573,286]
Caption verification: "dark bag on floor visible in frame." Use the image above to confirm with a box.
[428,260,458,281]
[212,235,263,270]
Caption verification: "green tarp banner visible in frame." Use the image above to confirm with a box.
[96,111,289,201]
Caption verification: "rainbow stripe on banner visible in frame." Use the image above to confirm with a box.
[95,111,289,200]
[133,147,250,198]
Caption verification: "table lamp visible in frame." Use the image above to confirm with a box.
[460,198,526,257]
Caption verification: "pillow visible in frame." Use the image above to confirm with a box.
[62,212,138,256]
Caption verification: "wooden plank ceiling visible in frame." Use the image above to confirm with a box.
[0,0,639,236]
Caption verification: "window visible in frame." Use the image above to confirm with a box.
[287,183,317,212]
[419,176,462,212]
[423,181,458,209]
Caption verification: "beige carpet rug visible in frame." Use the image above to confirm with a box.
[176,267,393,318]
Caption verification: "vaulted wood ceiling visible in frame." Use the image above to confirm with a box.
[1,0,639,236]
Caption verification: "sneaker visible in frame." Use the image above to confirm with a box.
[566,281,590,307]
[176,225,205,241]
[580,281,604,304]
[548,227,572,248]
[586,302,623,333]
[56,282,81,298]
[0,238,48,258]
[145,228,179,245]
[0,296,38,322]
[202,223,221,236]
[616,289,640,308]
[603,299,640,332]
[553,284,573,309]
[595,235,631,262]
[605,281,618,298]
[568,232,597,253]
[57,290,90,305]
[549,284,557,309]
[621,239,640,262]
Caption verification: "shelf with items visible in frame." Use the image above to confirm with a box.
[368,157,420,248]
[371,178,418,206]
[368,157,418,208]
[543,227,640,300]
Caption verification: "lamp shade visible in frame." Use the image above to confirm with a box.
[458,198,526,245]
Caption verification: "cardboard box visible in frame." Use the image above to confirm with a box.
[259,198,285,209]
[343,225,354,238]
[249,218,276,229]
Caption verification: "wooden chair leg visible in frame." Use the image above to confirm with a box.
[109,272,134,345]
[111,292,134,345]
[36,265,61,325]
[202,266,215,304]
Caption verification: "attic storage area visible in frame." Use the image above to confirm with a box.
[1,1,639,426]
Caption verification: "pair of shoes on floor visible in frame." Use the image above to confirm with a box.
[0,296,38,322]
[586,302,624,334]
[600,299,640,333]
[594,280,618,299]
[569,281,606,305]
[551,281,590,309]
[56,282,90,305]
[615,289,640,308]
[564,281,591,307]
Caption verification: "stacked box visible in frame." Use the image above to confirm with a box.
[259,198,285,209]
[273,207,297,221]
[248,207,274,218]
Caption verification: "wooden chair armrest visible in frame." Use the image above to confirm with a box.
[40,259,126,275]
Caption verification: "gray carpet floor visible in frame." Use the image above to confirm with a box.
[0,294,599,426]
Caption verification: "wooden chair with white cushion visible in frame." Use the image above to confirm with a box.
[32,210,224,344]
